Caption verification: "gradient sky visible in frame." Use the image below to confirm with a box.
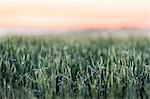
[0,0,150,30]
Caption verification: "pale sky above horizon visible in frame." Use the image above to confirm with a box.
[0,0,150,30]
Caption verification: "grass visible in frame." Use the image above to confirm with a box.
[0,36,150,99]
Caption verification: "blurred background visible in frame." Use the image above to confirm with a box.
[0,0,150,36]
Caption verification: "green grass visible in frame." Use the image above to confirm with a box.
[0,36,150,99]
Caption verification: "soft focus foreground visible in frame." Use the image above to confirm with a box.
[0,36,150,99]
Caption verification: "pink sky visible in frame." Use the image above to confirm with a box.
[0,0,150,30]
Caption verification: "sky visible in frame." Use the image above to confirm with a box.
[0,0,150,30]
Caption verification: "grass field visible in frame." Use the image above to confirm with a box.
[0,36,150,99]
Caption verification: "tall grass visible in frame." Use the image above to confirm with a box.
[0,36,150,99]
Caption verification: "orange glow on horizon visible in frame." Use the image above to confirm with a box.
[0,1,150,30]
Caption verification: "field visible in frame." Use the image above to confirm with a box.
[0,36,150,99]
